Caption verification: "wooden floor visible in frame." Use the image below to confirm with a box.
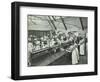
[30,50,87,66]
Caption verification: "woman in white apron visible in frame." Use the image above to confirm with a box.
[71,44,79,64]
[66,39,79,65]
[35,40,40,50]
[28,39,34,66]
[79,35,85,55]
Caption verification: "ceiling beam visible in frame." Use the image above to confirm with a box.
[60,16,67,30]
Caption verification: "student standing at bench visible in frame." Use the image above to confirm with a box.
[66,37,79,65]
[28,37,34,66]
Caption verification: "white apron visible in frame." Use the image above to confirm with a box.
[28,42,33,66]
[79,38,85,55]
[72,47,79,64]
[80,43,85,55]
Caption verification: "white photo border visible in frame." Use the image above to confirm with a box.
[20,6,95,76]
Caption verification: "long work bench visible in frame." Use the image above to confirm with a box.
[30,38,87,66]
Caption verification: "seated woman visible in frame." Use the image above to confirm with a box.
[43,41,48,48]
[50,38,55,47]
[35,40,41,51]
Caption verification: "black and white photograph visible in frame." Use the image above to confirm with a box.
[27,15,88,67]
[11,2,97,80]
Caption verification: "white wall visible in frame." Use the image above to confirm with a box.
[0,0,99,82]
